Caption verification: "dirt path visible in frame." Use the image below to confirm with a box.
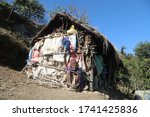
[0,66,129,100]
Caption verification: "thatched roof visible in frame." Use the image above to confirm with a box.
[32,13,120,64]
[31,13,121,86]
[31,13,108,45]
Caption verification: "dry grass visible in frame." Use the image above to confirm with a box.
[0,27,29,70]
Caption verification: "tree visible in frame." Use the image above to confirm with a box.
[134,41,150,58]
[121,45,126,55]
[49,4,89,24]
[13,0,45,23]
[117,41,150,94]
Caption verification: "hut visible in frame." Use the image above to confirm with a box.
[25,13,120,91]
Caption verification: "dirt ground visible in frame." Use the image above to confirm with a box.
[0,65,129,100]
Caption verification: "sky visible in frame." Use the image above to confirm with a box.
[7,0,150,53]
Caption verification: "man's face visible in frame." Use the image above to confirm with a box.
[71,63,78,70]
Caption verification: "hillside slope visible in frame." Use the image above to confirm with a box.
[0,65,131,100]
[0,65,108,100]
[0,2,41,70]
[0,27,29,70]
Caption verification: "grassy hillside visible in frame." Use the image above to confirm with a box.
[0,27,29,70]
[0,2,42,71]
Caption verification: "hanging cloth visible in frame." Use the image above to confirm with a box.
[93,55,104,76]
